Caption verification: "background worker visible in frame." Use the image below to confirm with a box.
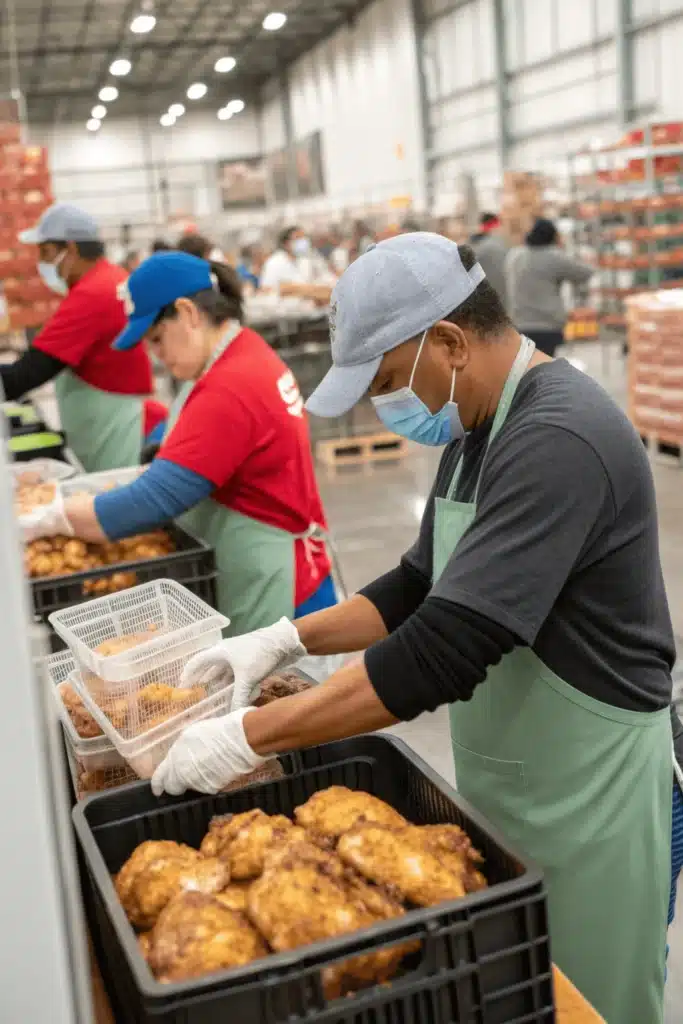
[22,251,337,639]
[150,233,681,1024]
[259,225,333,304]
[470,211,508,308]
[506,216,594,356]
[0,203,153,471]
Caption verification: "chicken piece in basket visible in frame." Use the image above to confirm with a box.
[411,824,487,893]
[338,824,467,907]
[199,808,306,880]
[248,839,408,1000]
[147,892,268,983]
[294,787,407,839]
[214,881,253,913]
[114,840,230,930]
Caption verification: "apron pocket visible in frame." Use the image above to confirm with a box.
[452,740,528,844]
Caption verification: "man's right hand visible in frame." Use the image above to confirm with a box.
[181,617,307,711]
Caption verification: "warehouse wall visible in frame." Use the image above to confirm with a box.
[30,110,261,241]
[263,0,426,215]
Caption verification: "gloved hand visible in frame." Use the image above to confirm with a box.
[151,707,268,796]
[180,617,307,712]
[19,488,74,544]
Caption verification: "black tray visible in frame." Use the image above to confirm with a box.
[74,735,554,1024]
[31,522,218,621]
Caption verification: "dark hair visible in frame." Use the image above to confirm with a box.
[278,225,300,249]
[155,261,243,327]
[526,217,558,248]
[444,244,512,337]
[177,233,213,259]
[51,238,105,260]
[479,212,499,227]
[401,218,421,233]
[151,238,172,252]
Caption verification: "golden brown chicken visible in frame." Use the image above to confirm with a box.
[410,824,487,893]
[95,628,159,658]
[254,672,313,706]
[138,932,152,962]
[59,681,103,738]
[248,839,407,1000]
[294,787,407,839]
[337,824,467,907]
[200,809,306,880]
[147,892,268,983]
[114,840,230,930]
[214,882,253,913]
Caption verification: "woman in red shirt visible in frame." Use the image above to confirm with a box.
[23,251,337,634]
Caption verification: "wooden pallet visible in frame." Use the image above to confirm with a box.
[316,431,410,467]
[639,431,683,463]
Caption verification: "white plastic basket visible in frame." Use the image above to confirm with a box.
[69,654,232,779]
[61,465,145,499]
[48,580,230,683]
[9,458,75,484]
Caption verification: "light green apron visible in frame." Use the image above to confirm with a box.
[165,326,326,636]
[54,369,143,472]
[434,337,672,1024]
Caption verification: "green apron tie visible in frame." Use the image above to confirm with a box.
[433,337,672,1023]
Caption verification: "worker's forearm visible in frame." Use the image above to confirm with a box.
[64,494,108,543]
[244,658,397,756]
[295,594,388,655]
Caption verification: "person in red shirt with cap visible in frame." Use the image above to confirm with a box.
[0,203,153,471]
[21,250,338,644]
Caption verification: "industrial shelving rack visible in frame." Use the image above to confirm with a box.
[568,120,683,331]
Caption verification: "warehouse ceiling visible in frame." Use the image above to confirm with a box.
[0,0,372,125]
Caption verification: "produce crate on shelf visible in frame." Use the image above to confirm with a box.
[569,120,683,330]
[31,523,218,624]
[74,735,553,1024]
[626,288,683,460]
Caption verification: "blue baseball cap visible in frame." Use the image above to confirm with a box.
[18,202,100,244]
[306,232,485,418]
[113,251,213,351]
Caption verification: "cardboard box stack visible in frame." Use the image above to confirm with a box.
[0,123,56,332]
[626,289,683,444]
[500,171,544,246]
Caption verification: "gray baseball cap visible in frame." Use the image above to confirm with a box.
[18,202,100,245]
[306,231,485,418]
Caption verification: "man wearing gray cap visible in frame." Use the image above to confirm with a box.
[1,203,153,470]
[149,232,679,1023]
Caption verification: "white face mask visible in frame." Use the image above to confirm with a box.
[38,251,68,295]
[292,237,310,258]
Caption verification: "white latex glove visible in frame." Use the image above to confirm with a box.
[19,488,74,544]
[180,617,306,712]
[151,708,268,796]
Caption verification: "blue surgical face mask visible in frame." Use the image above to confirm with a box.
[38,251,68,296]
[292,237,310,257]
[371,330,465,447]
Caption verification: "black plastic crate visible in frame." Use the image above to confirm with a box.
[73,735,554,1024]
[31,522,218,621]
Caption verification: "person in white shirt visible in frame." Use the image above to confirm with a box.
[260,226,332,305]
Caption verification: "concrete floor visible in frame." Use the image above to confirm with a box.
[316,341,683,1022]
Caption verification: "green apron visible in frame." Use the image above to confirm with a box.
[55,369,143,472]
[165,327,326,636]
[434,337,672,1024]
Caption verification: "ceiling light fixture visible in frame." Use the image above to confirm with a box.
[217,107,232,121]
[99,86,119,102]
[160,113,175,127]
[186,82,207,100]
[214,56,236,74]
[168,103,185,117]
[110,58,132,76]
[226,99,245,114]
[91,104,107,119]
[86,118,101,132]
[130,13,156,33]
[263,12,287,30]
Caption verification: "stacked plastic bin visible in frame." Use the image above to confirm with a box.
[626,288,683,449]
[0,123,57,331]
[45,580,231,799]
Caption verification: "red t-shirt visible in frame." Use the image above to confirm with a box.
[159,327,331,606]
[33,260,152,395]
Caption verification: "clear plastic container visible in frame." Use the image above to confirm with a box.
[61,465,145,499]
[8,458,75,484]
[48,579,230,684]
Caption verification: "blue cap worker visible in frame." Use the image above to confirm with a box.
[149,232,679,1024]
[1,203,153,471]
[23,251,336,635]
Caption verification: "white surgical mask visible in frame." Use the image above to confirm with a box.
[38,251,68,295]
[292,237,310,257]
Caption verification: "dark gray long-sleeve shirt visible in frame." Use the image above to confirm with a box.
[507,245,593,332]
[470,233,509,309]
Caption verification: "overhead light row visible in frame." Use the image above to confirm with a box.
[160,97,245,127]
